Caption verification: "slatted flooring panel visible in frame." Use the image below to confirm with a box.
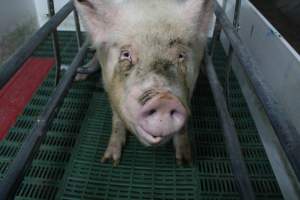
[0,31,96,199]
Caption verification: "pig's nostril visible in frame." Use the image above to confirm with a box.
[138,94,188,140]
[170,109,177,116]
[148,109,156,116]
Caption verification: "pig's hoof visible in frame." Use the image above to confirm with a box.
[101,143,122,166]
[175,146,192,166]
[75,73,89,81]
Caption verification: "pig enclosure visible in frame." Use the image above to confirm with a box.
[0,0,299,199]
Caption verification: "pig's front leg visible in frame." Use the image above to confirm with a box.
[173,127,192,165]
[101,111,126,166]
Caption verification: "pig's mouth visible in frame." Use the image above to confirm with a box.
[136,126,164,146]
[135,125,176,146]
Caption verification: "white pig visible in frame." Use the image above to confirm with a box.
[74,0,213,165]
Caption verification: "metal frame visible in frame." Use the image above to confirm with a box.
[76,54,100,74]
[0,0,299,199]
[0,1,73,89]
[205,53,256,200]
[212,1,300,181]
[47,0,62,85]
[224,0,241,105]
[73,8,82,49]
[0,40,89,199]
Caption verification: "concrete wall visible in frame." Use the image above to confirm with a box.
[34,0,78,31]
[0,0,38,65]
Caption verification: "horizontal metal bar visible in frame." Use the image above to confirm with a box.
[76,55,100,74]
[0,40,89,199]
[205,53,256,200]
[214,2,300,180]
[77,64,100,74]
[0,1,74,89]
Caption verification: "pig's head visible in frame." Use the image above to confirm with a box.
[75,0,213,146]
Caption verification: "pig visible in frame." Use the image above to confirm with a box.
[74,0,213,165]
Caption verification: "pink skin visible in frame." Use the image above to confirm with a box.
[124,87,188,146]
[138,92,187,135]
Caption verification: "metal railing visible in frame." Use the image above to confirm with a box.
[212,2,300,182]
[205,52,256,200]
[47,0,62,85]
[208,1,300,199]
[206,1,256,198]
[0,1,74,89]
[0,40,89,198]
[0,0,87,198]
[0,0,299,199]
[224,0,241,105]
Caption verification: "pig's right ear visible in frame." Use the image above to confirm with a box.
[74,0,121,45]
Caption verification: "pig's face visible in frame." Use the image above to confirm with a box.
[75,0,213,146]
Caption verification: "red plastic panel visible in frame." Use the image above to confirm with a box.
[0,57,54,139]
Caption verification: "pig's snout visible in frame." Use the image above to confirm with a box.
[138,92,187,140]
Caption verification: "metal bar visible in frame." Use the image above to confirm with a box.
[232,0,242,29]
[0,1,74,89]
[0,41,89,199]
[222,0,229,9]
[208,20,222,56]
[205,53,256,200]
[47,0,62,85]
[209,0,231,57]
[73,9,82,49]
[76,55,100,74]
[224,0,241,105]
[77,63,100,74]
[215,2,300,181]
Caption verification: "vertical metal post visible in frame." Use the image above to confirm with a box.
[73,9,82,49]
[222,0,229,10]
[209,0,229,58]
[47,0,61,85]
[209,20,222,57]
[232,0,242,33]
[224,0,241,106]
[0,1,73,89]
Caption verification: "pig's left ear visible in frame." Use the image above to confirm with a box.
[74,0,122,45]
[181,0,214,38]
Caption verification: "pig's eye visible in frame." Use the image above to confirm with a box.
[120,50,132,62]
[178,53,186,62]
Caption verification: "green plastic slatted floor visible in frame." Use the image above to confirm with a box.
[0,31,95,199]
[0,31,283,199]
